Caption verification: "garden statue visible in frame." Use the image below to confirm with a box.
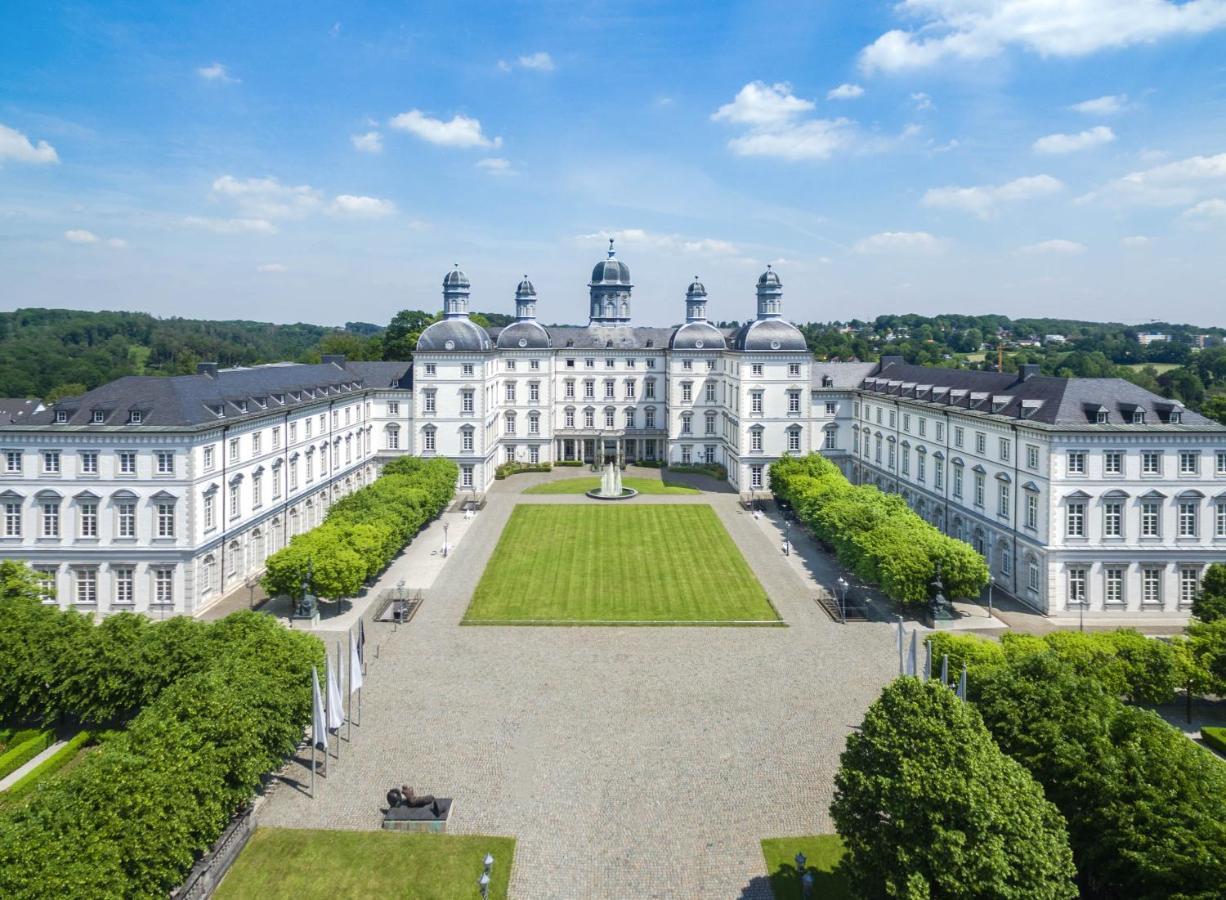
[928,563,955,622]
[293,560,316,619]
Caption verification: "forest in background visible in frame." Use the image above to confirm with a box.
[1,307,1223,425]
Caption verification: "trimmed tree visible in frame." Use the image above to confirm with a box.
[831,677,1077,900]
[1192,562,1226,622]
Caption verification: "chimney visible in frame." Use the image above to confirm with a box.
[1018,363,1040,382]
[197,362,219,378]
[322,354,347,367]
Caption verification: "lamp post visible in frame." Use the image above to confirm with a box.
[1079,593,1085,633]
[443,521,450,558]
[784,516,791,557]
[478,853,493,899]
[837,576,849,624]
[987,574,995,619]
[795,852,813,898]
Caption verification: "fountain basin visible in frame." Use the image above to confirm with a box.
[585,487,638,500]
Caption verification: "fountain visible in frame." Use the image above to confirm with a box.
[586,461,637,500]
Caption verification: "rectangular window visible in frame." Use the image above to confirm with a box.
[42,451,60,474]
[117,503,135,538]
[752,364,763,377]
[75,569,97,605]
[252,475,263,507]
[1027,444,1039,470]
[1068,568,1086,604]
[1067,451,1086,474]
[462,430,474,452]
[1066,502,1085,537]
[156,451,174,474]
[997,482,1009,517]
[935,422,944,442]
[751,391,762,413]
[1180,451,1199,474]
[506,382,517,402]
[1142,568,1162,605]
[824,429,836,450]
[934,458,944,490]
[156,502,174,538]
[606,357,615,369]
[787,390,800,414]
[79,502,97,538]
[919,419,927,438]
[704,383,715,403]
[462,364,474,377]
[1218,501,1226,538]
[1179,501,1198,537]
[1026,493,1038,530]
[1105,567,1124,605]
[530,382,541,402]
[1217,450,1226,474]
[155,568,174,605]
[1104,501,1122,537]
[975,433,986,454]
[229,439,240,462]
[78,451,97,474]
[461,391,474,414]
[1181,569,1200,606]
[751,465,764,489]
[999,438,1010,462]
[425,363,436,376]
[272,426,281,448]
[203,446,215,471]
[461,465,473,488]
[4,449,22,473]
[583,409,594,428]
[953,466,963,499]
[645,408,656,429]
[788,363,800,377]
[825,401,837,415]
[1104,450,1122,475]
[750,429,762,451]
[252,433,262,455]
[903,413,911,433]
[583,380,595,400]
[604,380,615,400]
[1142,501,1161,537]
[118,451,136,474]
[1142,451,1161,475]
[114,567,134,605]
[603,409,615,428]
[917,453,926,483]
[974,472,985,507]
[585,358,595,369]
[954,427,964,449]
[229,484,240,519]
[41,502,59,537]
[3,501,21,537]
[788,429,801,452]
[681,382,693,403]
[1028,560,1040,593]
[204,494,215,530]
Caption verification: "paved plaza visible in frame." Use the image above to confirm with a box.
[259,470,901,898]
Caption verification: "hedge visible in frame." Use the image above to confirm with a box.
[0,610,322,899]
[1204,726,1226,757]
[771,454,989,604]
[0,731,93,807]
[555,459,584,467]
[668,462,727,480]
[262,456,457,600]
[0,731,55,781]
[494,461,551,479]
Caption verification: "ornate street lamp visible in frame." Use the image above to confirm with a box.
[837,576,849,623]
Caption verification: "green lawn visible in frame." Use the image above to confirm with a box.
[215,829,515,900]
[761,835,851,900]
[523,476,699,495]
[463,504,779,624]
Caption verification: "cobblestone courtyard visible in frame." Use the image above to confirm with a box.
[260,473,900,898]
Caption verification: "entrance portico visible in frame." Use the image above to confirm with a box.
[555,435,665,464]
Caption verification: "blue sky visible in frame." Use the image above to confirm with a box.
[2,1,1226,328]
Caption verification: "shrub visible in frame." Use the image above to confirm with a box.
[0,731,55,780]
[975,653,1226,898]
[555,459,583,467]
[1192,562,1226,622]
[494,461,551,479]
[1204,726,1226,757]
[831,678,1077,899]
[634,459,663,468]
[772,454,988,604]
[925,632,1006,681]
[667,462,727,480]
[262,457,456,600]
[0,731,94,807]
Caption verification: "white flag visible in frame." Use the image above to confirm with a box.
[311,665,328,752]
[349,628,363,695]
[326,650,345,731]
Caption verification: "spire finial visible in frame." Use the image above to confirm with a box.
[608,238,615,258]
[766,263,772,270]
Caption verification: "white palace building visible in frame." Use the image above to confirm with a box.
[2,243,1224,621]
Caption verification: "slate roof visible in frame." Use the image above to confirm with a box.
[0,398,42,424]
[858,360,1223,429]
[810,362,876,389]
[6,360,412,430]
[539,325,676,351]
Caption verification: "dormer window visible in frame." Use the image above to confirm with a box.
[211,405,224,418]
[236,400,248,413]
[1170,411,1183,424]
[1096,410,1108,425]
[54,410,68,424]
[290,391,301,402]
[128,410,142,424]
[273,394,284,404]
[822,375,834,388]
[1132,410,1145,425]
[92,410,105,424]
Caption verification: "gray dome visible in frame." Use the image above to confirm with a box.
[496,320,551,349]
[590,258,631,285]
[515,276,536,297]
[686,277,707,297]
[416,318,491,352]
[735,318,806,351]
[443,265,470,288]
[757,266,781,287]
[669,321,727,350]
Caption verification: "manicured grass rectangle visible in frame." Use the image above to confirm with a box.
[214,828,515,900]
[524,476,699,495]
[761,835,851,900]
[463,504,779,624]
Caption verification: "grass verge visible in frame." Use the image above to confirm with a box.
[214,828,515,900]
[524,476,699,495]
[761,835,851,900]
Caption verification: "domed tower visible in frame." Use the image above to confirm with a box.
[442,264,471,318]
[685,276,708,322]
[514,275,537,320]
[756,264,783,319]
[588,239,633,324]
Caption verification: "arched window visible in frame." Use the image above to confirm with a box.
[227,540,241,578]
[199,555,216,596]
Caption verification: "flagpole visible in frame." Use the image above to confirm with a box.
[347,628,353,744]
[337,640,345,750]
[311,741,315,799]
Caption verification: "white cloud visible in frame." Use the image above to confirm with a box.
[922,174,1064,218]
[211,175,322,218]
[712,81,815,127]
[197,62,238,83]
[518,51,555,71]
[1085,152,1226,206]
[106,237,127,248]
[64,229,98,243]
[1120,234,1151,246]
[351,131,383,154]
[257,263,288,273]
[911,91,934,111]
[1181,198,1226,221]
[827,83,864,100]
[853,231,944,254]
[1019,238,1087,254]
[476,157,513,175]
[860,1,1226,72]
[183,216,277,234]
[0,123,59,164]
[388,110,501,149]
[712,82,861,162]
[330,194,396,217]
[575,228,744,259]
[1033,125,1116,154]
[1070,94,1130,115]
